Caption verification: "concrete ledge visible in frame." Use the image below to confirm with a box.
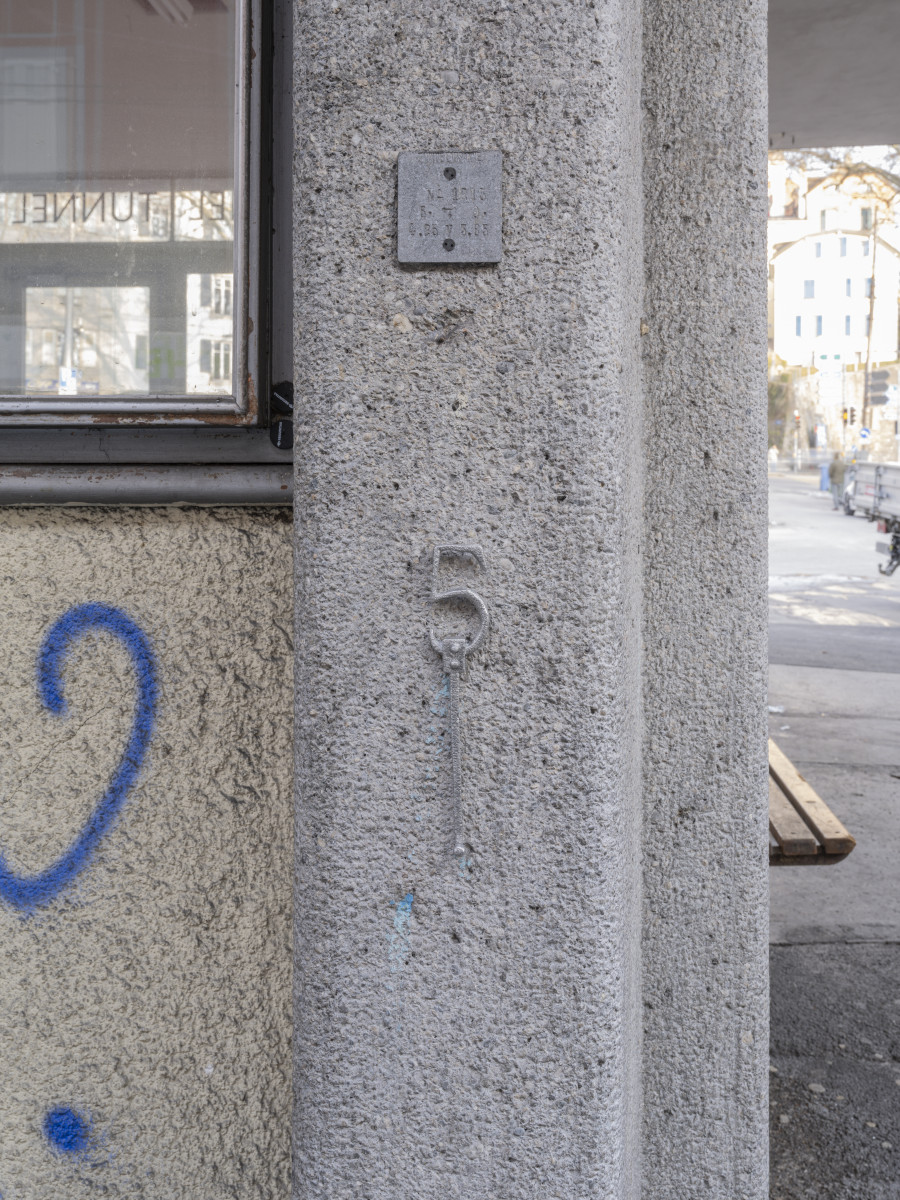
[0,465,293,505]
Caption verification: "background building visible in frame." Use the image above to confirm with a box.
[769,159,900,457]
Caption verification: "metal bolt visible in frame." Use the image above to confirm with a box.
[444,167,456,180]
[443,238,455,251]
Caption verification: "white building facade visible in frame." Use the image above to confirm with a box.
[771,230,900,368]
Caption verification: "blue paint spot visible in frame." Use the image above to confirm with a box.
[43,1106,90,1156]
[388,891,414,978]
[0,603,157,910]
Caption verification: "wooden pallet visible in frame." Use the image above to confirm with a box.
[768,739,856,866]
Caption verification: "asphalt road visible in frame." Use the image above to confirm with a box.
[768,470,900,1199]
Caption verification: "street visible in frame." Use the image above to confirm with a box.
[768,471,900,1199]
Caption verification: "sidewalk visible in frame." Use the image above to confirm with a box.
[768,473,900,1199]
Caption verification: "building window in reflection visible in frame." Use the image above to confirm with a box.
[25,287,150,395]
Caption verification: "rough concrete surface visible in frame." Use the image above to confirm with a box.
[0,508,292,1199]
[293,0,645,1196]
[641,2,770,1197]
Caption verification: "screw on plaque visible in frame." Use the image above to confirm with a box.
[429,544,490,858]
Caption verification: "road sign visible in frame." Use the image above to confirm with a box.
[859,427,871,441]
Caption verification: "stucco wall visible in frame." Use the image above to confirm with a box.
[0,507,293,1200]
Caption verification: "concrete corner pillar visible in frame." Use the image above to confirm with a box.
[642,2,769,1197]
[292,0,768,1196]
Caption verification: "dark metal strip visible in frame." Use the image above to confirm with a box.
[0,465,293,505]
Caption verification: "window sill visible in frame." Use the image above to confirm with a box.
[0,464,292,506]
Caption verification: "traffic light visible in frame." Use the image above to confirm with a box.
[868,368,891,405]
[793,409,801,426]
[842,407,848,425]
[849,406,857,425]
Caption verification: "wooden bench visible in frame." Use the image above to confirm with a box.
[768,739,856,866]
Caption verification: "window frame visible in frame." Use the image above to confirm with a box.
[0,0,273,430]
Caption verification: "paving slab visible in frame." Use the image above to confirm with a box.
[770,943,900,1200]
[769,665,900,721]
[768,717,900,769]
[769,625,900,674]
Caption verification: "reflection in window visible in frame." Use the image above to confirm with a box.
[0,1,236,401]
[201,339,232,382]
[187,273,233,394]
[25,287,150,395]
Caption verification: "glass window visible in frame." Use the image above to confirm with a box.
[816,315,823,336]
[840,237,847,256]
[819,210,826,231]
[804,280,815,299]
[0,0,258,423]
[863,240,870,256]
[866,277,873,298]
[846,278,851,297]
[815,241,822,257]
[795,316,802,336]
[866,314,872,336]
[845,315,851,336]
[861,207,873,230]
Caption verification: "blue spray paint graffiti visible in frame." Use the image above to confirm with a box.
[388,892,414,978]
[43,1106,91,1157]
[0,603,157,910]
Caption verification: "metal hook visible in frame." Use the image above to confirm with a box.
[428,544,490,858]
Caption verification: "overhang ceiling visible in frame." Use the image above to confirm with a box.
[770,0,900,148]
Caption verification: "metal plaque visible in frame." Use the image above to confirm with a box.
[397,151,502,264]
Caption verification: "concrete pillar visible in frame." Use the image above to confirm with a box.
[641,3,769,1196]
[293,1,768,1196]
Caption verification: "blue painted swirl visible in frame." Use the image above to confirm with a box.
[0,603,157,910]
